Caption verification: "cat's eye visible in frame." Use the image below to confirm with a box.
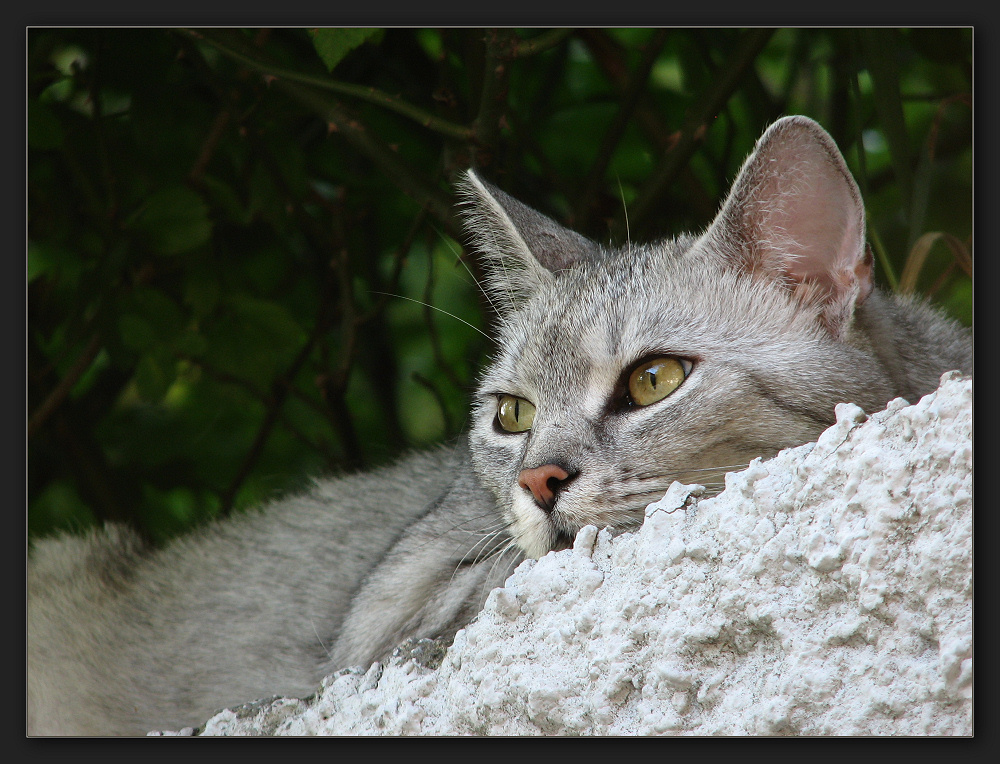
[497,395,536,433]
[627,356,688,407]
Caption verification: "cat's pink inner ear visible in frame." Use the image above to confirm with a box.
[756,142,862,283]
[712,117,871,338]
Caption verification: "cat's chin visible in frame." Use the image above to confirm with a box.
[510,492,599,558]
[510,493,566,559]
[515,528,575,559]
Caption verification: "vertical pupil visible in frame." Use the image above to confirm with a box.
[514,398,520,421]
[649,370,657,389]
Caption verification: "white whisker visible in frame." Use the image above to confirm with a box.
[482,538,521,598]
[371,291,490,340]
[616,173,630,247]
[310,618,332,660]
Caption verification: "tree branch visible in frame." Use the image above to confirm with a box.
[577,30,718,226]
[472,29,513,162]
[182,28,475,142]
[579,30,671,153]
[217,292,336,515]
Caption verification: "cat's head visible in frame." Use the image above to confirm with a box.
[460,116,892,559]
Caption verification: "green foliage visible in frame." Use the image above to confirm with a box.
[27,27,972,545]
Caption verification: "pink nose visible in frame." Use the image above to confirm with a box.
[518,464,571,510]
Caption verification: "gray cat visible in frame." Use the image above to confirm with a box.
[27,116,971,735]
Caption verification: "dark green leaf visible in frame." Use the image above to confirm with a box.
[126,185,212,256]
[310,28,381,72]
[203,294,305,388]
[118,312,158,352]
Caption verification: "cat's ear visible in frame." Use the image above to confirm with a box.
[704,115,873,339]
[458,170,601,306]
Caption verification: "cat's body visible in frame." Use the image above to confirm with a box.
[28,448,515,735]
[28,117,971,735]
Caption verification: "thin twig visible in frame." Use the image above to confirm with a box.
[278,411,340,472]
[218,299,335,515]
[577,30,718,225]
[176,353,267,401]
[215,135,355,513]
[307,183,374,470]
[510,28,574,58]
[27,334,102,439]
[472,29,512,159]
[28,251,161,441]
[189,107,232,184]
[621,28,775,238]
[412,371,453,435]
[580,30,672,154]
[574,29,669,226]
[358,207,428,324]
[52,407,133,527]
[179,351,338,469]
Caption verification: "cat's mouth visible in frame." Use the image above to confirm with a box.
[512,489,647,558]
[535,502,648,555]
[550,530,576,552]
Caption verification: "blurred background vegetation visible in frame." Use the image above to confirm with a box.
[27,27,972,544]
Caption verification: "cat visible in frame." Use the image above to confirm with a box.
[27,116,972,735]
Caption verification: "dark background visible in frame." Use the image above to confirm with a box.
[27,27,972,544]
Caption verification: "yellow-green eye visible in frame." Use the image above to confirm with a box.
[497,395,536,432]
[628,357,687,407]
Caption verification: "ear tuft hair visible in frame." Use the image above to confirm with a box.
[457,170,602,309]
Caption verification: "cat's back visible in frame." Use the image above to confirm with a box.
[854,290,971,403]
